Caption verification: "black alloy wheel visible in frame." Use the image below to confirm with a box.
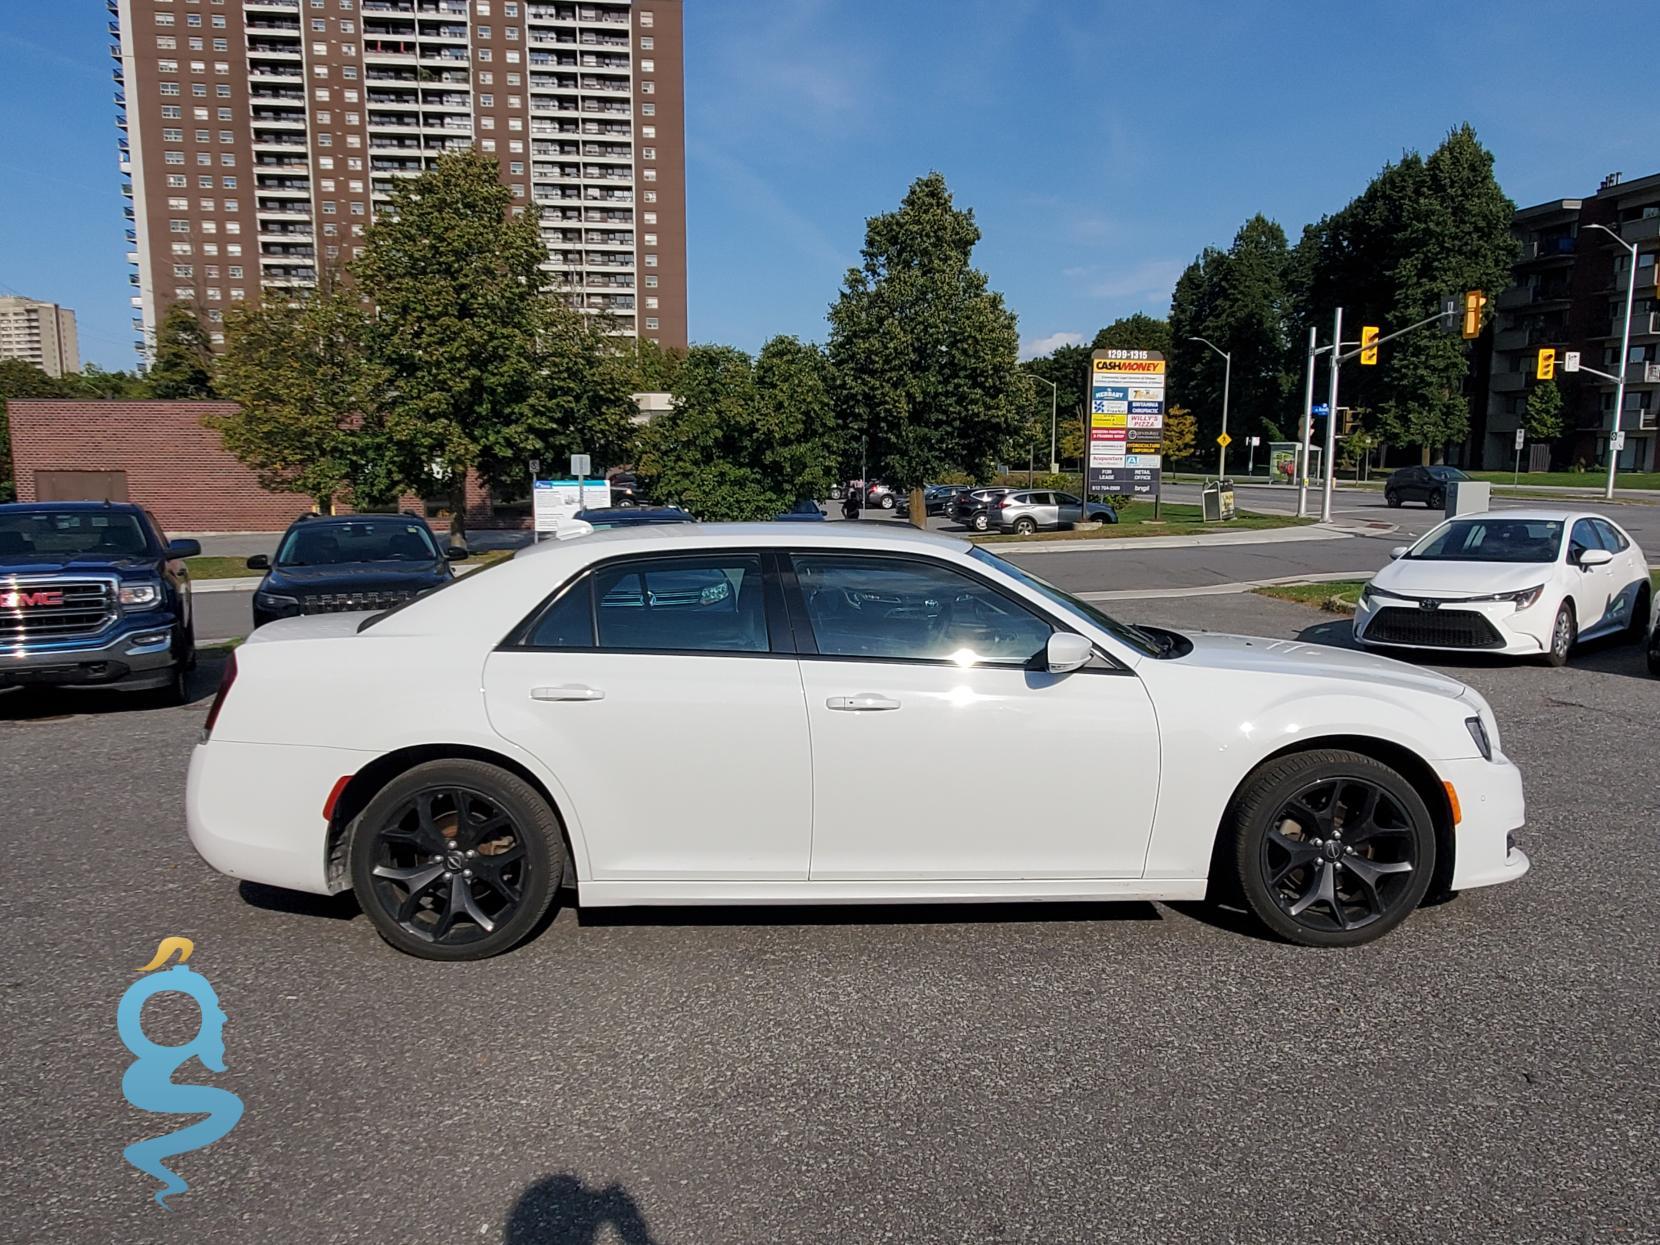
[1623,585,1651,645]
[1647,624,1660,677]
[350,759,565,960]
[1427,488,1444,509]
[1546,602,1575,667]
[1233,750,1434,947]
[1385,491,1401,508]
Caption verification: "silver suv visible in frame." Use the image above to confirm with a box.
[993,491,1085,534]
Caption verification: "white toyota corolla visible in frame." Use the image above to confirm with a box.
[188,523,1528,960]
[1354,509,1651,665]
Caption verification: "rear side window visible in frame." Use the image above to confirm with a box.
[523,555,770,653]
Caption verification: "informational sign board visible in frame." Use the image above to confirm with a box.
[1087,349,1164,499]
[533,478,611,532]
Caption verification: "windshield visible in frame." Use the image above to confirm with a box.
[969,546,1164,658]
[0,511,150,558]
[276,520,440,567]
[1408,518,1562,563]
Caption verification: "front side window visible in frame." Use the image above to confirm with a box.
[1591,519,1629,552]
[526,555,769,653]
[790,554,1052,667]
[1568,519,1603,561]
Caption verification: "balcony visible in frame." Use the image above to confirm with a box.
[246,20,302,34]
[362,1,416,10]
[245,0,302,8]
[579,77,630,94]
[1626,361,1660,385]
[247,41,304,57]
[1620,216,1660,245]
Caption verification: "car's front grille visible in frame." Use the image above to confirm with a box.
[301,589,417,614]
[0,578,116,643]
[1367,606,1503,649]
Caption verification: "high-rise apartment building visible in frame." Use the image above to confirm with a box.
[0,297,80,378]
[1480,170,1659,472]
[110,0,686,362]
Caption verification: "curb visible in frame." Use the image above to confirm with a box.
[977,522,1364,556]
[1077,570,1377,603]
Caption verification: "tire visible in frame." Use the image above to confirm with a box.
[1623,584,1651,645]
[349,759,566,961]
[971,512,990,532]
[1385,491,1401,509]
[1647,626,1660,677]
[880,494,896,510]
[1231,749,1435,948]
[1013,517,1037,535]
[1427,488,1444,509]
[1544,602,1575,667]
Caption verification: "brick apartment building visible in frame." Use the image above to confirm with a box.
[110,0,686,361]
[1477,170,1660,472]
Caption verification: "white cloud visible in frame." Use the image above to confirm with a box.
[1020,330,1085,360]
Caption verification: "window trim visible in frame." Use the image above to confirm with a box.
[505,548,794,657]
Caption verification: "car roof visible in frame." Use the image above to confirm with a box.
[0,500,144,514]
[515,520,969,560]
[1442,509,1610,523]
[283,513,431,529]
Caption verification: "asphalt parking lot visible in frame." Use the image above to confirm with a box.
[2,591,1657,1244]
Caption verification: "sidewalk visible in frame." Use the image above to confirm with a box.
[975,520,1379,556]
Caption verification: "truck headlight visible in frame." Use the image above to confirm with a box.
[119,581,162,609]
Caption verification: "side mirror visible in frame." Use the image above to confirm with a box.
[167,538,201,559]
[1045,631,1095,675]
[445,545,470,560]
[245,554,270,570]
[1577,547,1613,567]
[1388,546,1409,560]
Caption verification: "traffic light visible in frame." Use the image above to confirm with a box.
[1461,290,1486,339]
[1537,348,1556,381]
[1360,325,1379,365]
[1339,407,1358,435]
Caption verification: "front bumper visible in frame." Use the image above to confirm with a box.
[0,622,182,690]
[1439,755,1530,892]
[1354,594,1554,656]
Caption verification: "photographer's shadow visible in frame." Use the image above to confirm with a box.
[504,1174,660,1245]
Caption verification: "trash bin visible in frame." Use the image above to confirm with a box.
[1201,479,1237,521]
[1446,480,1491,517]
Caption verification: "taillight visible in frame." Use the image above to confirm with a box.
[997,497,1011,508]
[202,650,236,739]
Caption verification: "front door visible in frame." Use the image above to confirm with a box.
[483,550,813,880]
[785,551,1160,880]
[1565,518,1621,636]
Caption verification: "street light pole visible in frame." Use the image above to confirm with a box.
[1188,336,1232,478]
[1297,325,1317,518]
[1584,222,1638,500]
[1031,375,1060,474]
[1322,306,1343,524]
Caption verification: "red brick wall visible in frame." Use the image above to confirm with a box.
[5,400,511,532]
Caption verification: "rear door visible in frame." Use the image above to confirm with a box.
[1591,518,1648,631]
[1566,518,1620,634]
[483,550,814,880]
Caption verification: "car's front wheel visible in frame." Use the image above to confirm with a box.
[971,512,989,531]
[349,759,566,960]
[1385,491,1401,508]
[1232,750,1435,947]
[879,494,896,510]
[1427,488,1444,509]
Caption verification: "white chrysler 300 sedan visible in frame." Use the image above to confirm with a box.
[187,524,1529,960]
[1354,510,1651,665]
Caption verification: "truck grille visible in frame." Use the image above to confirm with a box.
[300,589,417,614]
[0,579,117,643]
[1367,606,1503,649]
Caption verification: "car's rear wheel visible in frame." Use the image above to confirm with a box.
[880,494,896,510]
[1426,488,1444,509]
[1013,517,1037,535]
[971,512,989,532]
[1623,584,1651,644]
[1545,602,1575,667]
[350,759,565,960]
[1232,750,1435,947]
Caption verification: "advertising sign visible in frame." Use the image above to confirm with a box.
[533,478,611,532]
[1087,349,1165,499]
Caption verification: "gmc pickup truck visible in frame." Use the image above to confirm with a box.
[0,502,199,701]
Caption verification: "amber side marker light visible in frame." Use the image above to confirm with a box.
[1443,781,1463,826]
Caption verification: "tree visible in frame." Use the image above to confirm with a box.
[64,365,149,399]
[356,152,637,538]
[1162,405,1197,466]
[1020,342,1091,471]
[1092,314,1172,357]
[827,172,1028,509]
[213,281,388,512]
[616,336,684,396]
[637,338,839,520]
[147,301,218,398]
[1525,379,1565,442]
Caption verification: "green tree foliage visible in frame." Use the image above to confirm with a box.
[1019,342,1091,469]
[616,336,684,396]
[828,172,1028,489]
[1525,378,1565,442]
[63,365,150,399]
[355,152,636,533]
[146,301,218,398]
[213,281,389,512]
[637,338,839,520]
[1169,216,1295,451]
[1162,405,1197,465]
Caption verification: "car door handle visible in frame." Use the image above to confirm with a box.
[531,684,605,702]
[826,693,901,712]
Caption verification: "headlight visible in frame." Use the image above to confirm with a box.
[1466,584,1545,611]
[1360,583,1407,604]
[1465,715,1493,761]
[254,591,300,612]
[118,581,163,609]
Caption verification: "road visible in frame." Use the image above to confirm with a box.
[3,590,1655,1243]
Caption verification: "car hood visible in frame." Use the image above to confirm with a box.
[1371,558,1553,598]
[0,555,157,577]
[263,561,448,590]
[1172,630,1469,699]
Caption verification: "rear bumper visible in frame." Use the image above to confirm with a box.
[0,623,182,690]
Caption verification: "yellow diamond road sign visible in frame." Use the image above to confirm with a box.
[1216,432,1232,448]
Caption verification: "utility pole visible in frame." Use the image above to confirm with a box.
[1583,222,1639,499]
[1297,325,1317,518]
[1031,374,1060,473]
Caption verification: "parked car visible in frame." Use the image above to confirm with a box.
[0,501,198,702]
[188,522,1527,960]
[950,487,1017,530]
[1649,598,1660,677]
[1384,465,1470,509]
[247,514,465,629]
[606,472,645,507]
[847,480,898,510]
[774,499,827,522]
[992,490,1088,534]
[1353,510,1651,666]
[1084,500,1120,525]
[898,484,971,518]
[573,506,693,530]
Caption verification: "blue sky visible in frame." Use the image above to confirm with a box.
[1,1,1650,370]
